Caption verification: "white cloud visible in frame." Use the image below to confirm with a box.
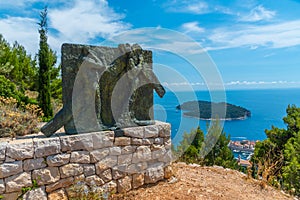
[108,28,207,55]
[165,1,209,14]
[163,80,300,90]
[207,20,300,50]
[225,80,300,86]
[0,0,40,8]
[48,0,131,48]
[164,0,234,15]
[185,2,209,14]
[0,17,39,55]
[181,22,205,33]
[0,0,130,56]
[240,5,276,22]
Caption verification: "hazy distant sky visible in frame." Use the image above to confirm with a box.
[1,0,300,90]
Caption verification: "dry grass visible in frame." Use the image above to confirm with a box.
[0,96,43,138]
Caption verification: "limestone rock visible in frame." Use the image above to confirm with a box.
[32,167,60,185]
[34,138,61,158]
[47,154,70,167]
[0,179,5,193]
[123,127,144,138]
[99,169,112,182]
[144,163,164,184]
[70,151,90,164]
[5,172,31,193]
[132,146,152,163]
[154,138,164,145]
[118,154,132,165]
[127,162,148,174]
[104,180,117,194]
[4,156,15,163]
[92,131,114,149]
[95,156,117,172]
[109,147,122,156]
[158,149,173,163]
[117,176,132,193]
[66,182,89,199]
[48,189,68,200]
[85,175,105,186]
[157,122,171,138]
[2,191,22,200]
[112,167,126,180]
[23,158,47,171]
[90,148,109,163]
[23,187,47,200]
[164,165,173,179]
[60,134,93,152]
[60,164,83,178]
[0,161,23,178]
[74,174,85,182]
[114,137,131,146]
[0,142,7,161]
[142,138,153,145]
[83,164,96,176]
[131,138,143,145]
[152,146,167,160]
[132,173,144,189]
[164,138,172,149]
[6,141,33,160]
[46,177,74,193]
[121,146,136,154]
[144,125,158,138]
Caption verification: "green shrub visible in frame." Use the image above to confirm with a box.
[0,75,37,105]
[176,120,238,170]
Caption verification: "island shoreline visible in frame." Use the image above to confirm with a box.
[182,113,250,121]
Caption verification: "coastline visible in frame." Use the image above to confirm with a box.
[182,113,249,121]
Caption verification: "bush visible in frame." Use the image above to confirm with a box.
[0,75,37,105]
[0,96,43,138]
[175,120,238,170]
[0,75,21,101]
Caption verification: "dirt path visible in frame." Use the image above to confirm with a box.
[112,162,296,200]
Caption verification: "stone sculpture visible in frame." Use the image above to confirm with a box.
[41,43,165,136]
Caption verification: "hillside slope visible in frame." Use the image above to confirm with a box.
[112,162,295,200]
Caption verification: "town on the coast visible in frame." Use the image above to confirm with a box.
[229,140,260,167]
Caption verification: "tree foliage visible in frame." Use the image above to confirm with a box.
[176,120,238,170]
[37,7,57,118]
[0,35,37,105]
[251,105,300,196]
[177,100,251,119]
[0,35,37,92]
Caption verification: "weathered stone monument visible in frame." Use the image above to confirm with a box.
[0,43,172,199]
[41,43,165,136]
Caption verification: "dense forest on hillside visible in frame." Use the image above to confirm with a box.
[176,100,251,120]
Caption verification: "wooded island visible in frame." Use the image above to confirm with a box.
[176,100,251,120]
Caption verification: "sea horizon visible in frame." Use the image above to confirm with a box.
[154,87,300,146]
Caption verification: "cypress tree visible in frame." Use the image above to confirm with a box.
[37,7,55,118]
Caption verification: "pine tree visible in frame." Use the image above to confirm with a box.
[0,35,37,104]
[176,121,238,169]
[37,7,56,118]
[252,105,300,196]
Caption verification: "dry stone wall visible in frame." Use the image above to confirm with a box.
[0,121,172,199]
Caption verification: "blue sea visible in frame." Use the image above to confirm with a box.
[154,88,300,146]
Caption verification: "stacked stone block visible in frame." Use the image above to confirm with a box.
[0,121,172,199]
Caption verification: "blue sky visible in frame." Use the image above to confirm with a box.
[1,0,300,90]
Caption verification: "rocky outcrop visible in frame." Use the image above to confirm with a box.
[0,121,171,199]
